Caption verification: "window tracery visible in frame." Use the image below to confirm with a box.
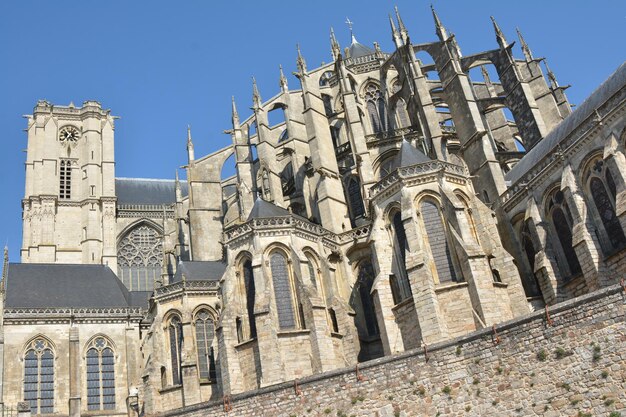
[117,224,163,291]
[195,310,217,382]
[346,176,365,223]
[270,251,300,330]
[86,337,115,410]
[420,200,459,283]
[364,83,388,134]
[168,316,183,386]
[24,338,54,414]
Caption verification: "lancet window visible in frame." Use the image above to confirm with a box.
[270,251,301,330]
[86,337,115,410]
[24,338,54,414]
[390,212,412,303]
[420,199,459,283]
[195,310,217,382]
[364,83,388,134]
[168,316,183,385]
[59,159,72,199]
[546,189,581,277]
[117,224,163,291]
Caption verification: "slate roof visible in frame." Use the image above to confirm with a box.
[171,261,226,283]
[3,263,149,309]
[116,177,189,205]
[348,35,374,58]
[247,198,290,220]
[394,140,431,167]
[506,62,626,186]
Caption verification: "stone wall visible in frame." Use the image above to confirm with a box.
[157,284,626,417]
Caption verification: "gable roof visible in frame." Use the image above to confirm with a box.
[116,177,189,205]
[3,263,147,309]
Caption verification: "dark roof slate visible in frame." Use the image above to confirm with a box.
[394,140,431,167]
[506,62,626,185]
[247,198,290,220]
[171,261,226,283]
[3,263,145,309]
[348,36,374,58]
[116,177,189,205]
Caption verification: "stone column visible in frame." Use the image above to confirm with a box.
[561,164,608,290]
[68,327,80,417]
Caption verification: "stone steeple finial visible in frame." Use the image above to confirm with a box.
[394,6,408,41]
[252,77,262,109]
[296,44,307,75]
[231,96,240,128]
[186,125,195,163]
[516,27,533,61]
[481,65,492,85]
[330,27,341,60]
[279,65,288,91]
[544,58,559,88]
[389,14,403,48]
[175,170,182,202]
[431,5,448,41]
[490,16,508,49]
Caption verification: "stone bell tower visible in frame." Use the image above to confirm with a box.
[21,100,117,267]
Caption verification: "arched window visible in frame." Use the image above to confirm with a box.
[86,337,115,410]
[59,159,72,199]
[24,338,54,414]
[395,99,410,129]
[378,155,398,180]
[117,224,163,291]
[346,176,365,222]
[322,94,333,117]
[242,259,257,338]
[357,261,379,337]
[546,189,581,277]
[168,316,183,386]
[305,254,318,289]
[364,83,388,134]
[319,70,334,87]
[195,310,217,382]
[270,251,299,330]
[583,157,626,252]
[390,212,412,302]
[420,200,459,283]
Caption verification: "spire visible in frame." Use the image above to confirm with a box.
[296,44,307,75]
[231,96,240,128]
[186,125,195,162]
[394,6,408,41]
[1,245,8,292]
[252,76,262,109]
[490,16,508,49]
[481,65,492,85]
[431,5,448,41]
[516,27,533,61]
[544,58,559,88]
[279,64,288,90]
[330,27,341,60]
[345,17,356,43]
[389,14,403,48]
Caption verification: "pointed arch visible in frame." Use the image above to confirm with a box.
[544,187,581,278]
[85,336,116,410]
[194,309,218,382]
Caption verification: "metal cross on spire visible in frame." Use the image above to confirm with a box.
[345,17,356,43]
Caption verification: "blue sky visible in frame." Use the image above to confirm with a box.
[1,1,624,261]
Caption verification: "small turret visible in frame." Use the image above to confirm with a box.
[231,96,240,129]
[389,14,403,48]
[394,6,408,43]
[186,125,195,163]
[490,16,508,49]
[279,64,288,92]
[544,58,559,88]
[296,44,307,75]
[431,5,448,42]
[330,27,341,60]
[252,77,262,109]
[516,27,533,61]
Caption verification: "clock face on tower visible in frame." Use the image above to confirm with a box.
[59,126,80,142]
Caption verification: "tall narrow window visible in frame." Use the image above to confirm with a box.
[86,337,115,410]
[421,200,459,283]
[169,317,183,385]
[59,160,72,199]
[365,84,388,134]
[243,260,257,338]
[24,338,54,414]
[117,224,163,291]
[391,212,412,301]
[546,190,581,277]
[347,176,365,221]
[322,94,333,117]
[583,157,626,252]
[357,261,379,337]
[270,252,297,330]
[195,310,217,382]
